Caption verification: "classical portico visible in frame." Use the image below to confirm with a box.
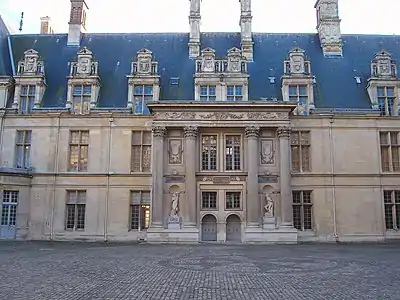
[146,102,298,243]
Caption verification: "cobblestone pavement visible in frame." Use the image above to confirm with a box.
[0,242,399,300]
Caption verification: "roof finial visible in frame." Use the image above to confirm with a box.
[19,12,24,32]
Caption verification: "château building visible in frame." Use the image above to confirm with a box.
[0,0,399,243]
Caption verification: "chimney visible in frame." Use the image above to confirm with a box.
[315,0,343,57]
[40,16,54,34]
[188,0,201,59]
[239,0,253,61]
[67,0,89,46]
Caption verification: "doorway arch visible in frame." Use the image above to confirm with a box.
[226,214,241,242]
[201,214,217,242]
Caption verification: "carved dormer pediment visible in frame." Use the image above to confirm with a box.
[227,47,246,73]
[370,50,397,78]
[195,47,247,75]
[200,48,216,73]
[130,48,158,76]
[17,49,45,76]
[69,46,99,77]
[284,47,311,75]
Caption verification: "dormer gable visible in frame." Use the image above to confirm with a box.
[127,48,160,114]
[367,50,400,116]
[12,49,46,113]
[281,47,315,116]
[66,47,101,114]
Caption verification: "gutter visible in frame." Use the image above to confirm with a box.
[50,114,61,240]
[104,116,113,242]
[329,117,339,242]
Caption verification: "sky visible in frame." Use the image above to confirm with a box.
[0,0,399,35]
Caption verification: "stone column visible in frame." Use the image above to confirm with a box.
[277,126,293,227]
[245,126,260,227]
[151,125,166,227]
[183,126,198,227]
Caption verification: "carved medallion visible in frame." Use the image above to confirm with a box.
[260,140,275,164]
[169,139,183,164]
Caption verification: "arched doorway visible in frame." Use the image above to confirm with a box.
[201,214,217,242]
[226,214,241,242]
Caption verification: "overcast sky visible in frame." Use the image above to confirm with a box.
[0,0,399,35]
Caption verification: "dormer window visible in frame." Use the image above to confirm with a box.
[127,49,160,114]
[12,49,46,114]
[194,47,249,101]
[367,51,400,117]
[281,48,314,116]
[66,47,101,114]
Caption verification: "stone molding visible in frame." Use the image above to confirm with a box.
[152,125,166,139]
[277,126,291,139]
[245,126,260,139]
[183,126,198,139]
[153,111,289,121]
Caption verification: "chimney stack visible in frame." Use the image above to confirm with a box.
[40,16,54,34]
[67,0,89,46]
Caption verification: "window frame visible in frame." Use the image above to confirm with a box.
[288,84,309,105]
[0,190,19,227]
[377,86,396,116]
[15,130,31,169]
[291,131,311,173]
[131,131,152,173]
[292,190,313,231]
[225,191,242,210]
[200,85,217,101]
[226,85,243,102]
[19,85,36,114]
[130,190,151,231]
[383,190,400,231]
[65,190,86,231]
[72,84,92,115]
[68,130,89,172]
[133,84,153,114]
[380,131,400,172]
[201,134,218,171]
[224,134,242,171]
[201,191,218,210]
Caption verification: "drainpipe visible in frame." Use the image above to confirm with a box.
[0,109,5,164]
[50,114,61,240]
[329,117,339,242]
[104,116,113,242]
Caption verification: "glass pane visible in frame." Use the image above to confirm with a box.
[65,204,75,229]
[73,85,82,95]
[293,205,301,229]
[134,98,143,114]
[134,85,143,95]
[235,86,242,96]
[24,146,30,168]
[131,146,141,172]
[392,147,400,171]
[144,85,153,95]
[291,132,300,145]
[381,147,390,172]
[79,146,88,170]
[142,192,151,205]
[28,85,36,96]
[142,132,151,144]
[299,96,308,105]
[83,85,92,95]
[387,87,395,97]
[131,192,141,204]
[289,86,298,96]
[76,204,85,229]
[131,205,139,229]
[69,146,79,170]
[299,85,308,96]
[21,85,28,96]
[390,133,398,145]
[291,146,300,172]
[384,204,394,229]
[132,132,142,145]
[380,132,388,145]
[209,86,216,96]
[80,132,89,144]
[303,205,312,230]
[377,87,385,97]
[227,86,234,96]
[200,86,207,96]
[15,146,23,168]
[16,131,24,144]
[20,97,27,113]
[25,131,32,143]
[142,146,151,172]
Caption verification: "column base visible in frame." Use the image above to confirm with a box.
[146,227,199,244]
[244,226,298,244]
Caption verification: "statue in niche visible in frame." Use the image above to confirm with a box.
[264,193,274,217]
[170,191,183,217]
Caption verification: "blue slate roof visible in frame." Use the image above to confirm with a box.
[3,32,400,109]
[0,16,12,77]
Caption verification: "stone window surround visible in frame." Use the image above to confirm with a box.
[131,131,152,173]
[383,190,400,231]
[367,81,400,116]
[292,190,313,231]
[199,132,244,173]
[225,191,242,210]
[15,130,31,169]
[129,190,151,232]
[12,78,46,112]
[200,190,218,210]
[68,130,89,172]
[281,77,315,111]
[290,130,311,173]
[379,131,400,173]
[66,79,100,113]
[65,190,86,231]
[194,78,249,101]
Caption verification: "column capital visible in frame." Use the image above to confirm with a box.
[245,126,260,139]
[183,126,198,139]
[152,125,166,139]
[277,126,291,139]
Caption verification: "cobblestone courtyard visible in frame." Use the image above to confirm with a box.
[0,242,399,300]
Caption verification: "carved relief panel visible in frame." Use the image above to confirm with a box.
[260,140,275,165]
[370,51,397,78]
[17,49,44,75]
[227,47,243,73]
[76,47,94,76]
[168,139,183,165]
[201,48,216,73]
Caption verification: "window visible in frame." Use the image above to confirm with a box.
[130,191,150,231]
[65,190,86,231]
[131,131,151,172]
[19,85,35,114]
[201,135,217,171]
[134,85,153,114]
[377,86,395,116]
[201,192,217,209]
[380,132,400,172]
[72,85,91,114]
[227,85,243,101]
[384,190,400,230]
[200,85,216,101]
[289,85,308,106]
[15,130,31,169]
[226,192,241,209]
[292,191,313,231]
[225,135,241,171]
[1,191,18,227]
[69,131,89,171]
[291,131,310,172]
